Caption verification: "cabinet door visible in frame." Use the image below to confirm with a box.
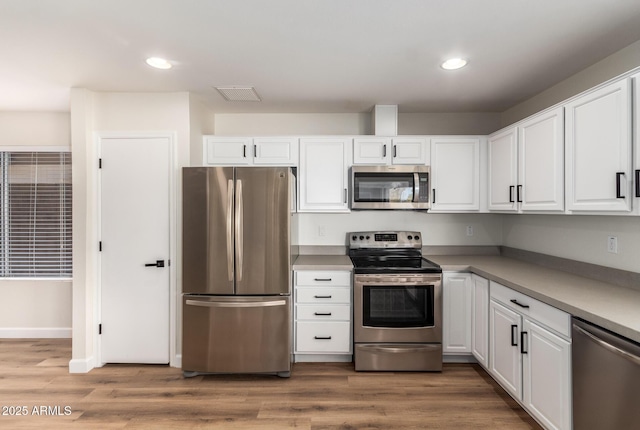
[522,319,572,430]
[518,108,565,212]
[471,274,489,368]
[203,137,252,165]
[353,137,391,164]
[298,138,351,212]
[431,138,480,211]
[253,137,298,166]
[489,299,522,400]
[632,73,640,215]
[391,137,429,165]
[488,128,518,211]
[443,273,472,354]
[565,78,632,212]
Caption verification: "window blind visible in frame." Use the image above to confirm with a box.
[0,151,72,277]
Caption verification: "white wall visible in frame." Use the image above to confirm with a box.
[70,90,191,372]
[299,212,502,247]
[502,215,640,272]
[189,95,216,165]
[0,111,72,338]
[399,113,501,135]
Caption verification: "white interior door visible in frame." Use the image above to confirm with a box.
[100,136,171,364]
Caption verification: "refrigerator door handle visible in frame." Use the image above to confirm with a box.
[226,179,234,281]
[235,179,244,282]
[185,299,287,308]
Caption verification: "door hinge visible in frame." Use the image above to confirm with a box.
[98,158,102,169]
[99,241,102,252]
[98,324,102,335]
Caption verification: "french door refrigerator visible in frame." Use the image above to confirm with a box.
[182,166,292,377]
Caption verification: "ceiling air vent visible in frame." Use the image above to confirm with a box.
[214,86,262,102]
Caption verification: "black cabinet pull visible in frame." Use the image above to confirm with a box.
[314,336,332,340]
[383,144,387,157]
[509,186,515,203]
[521,331,528,354]
[243,145,247,158]
[393,145,397,158]
[616,172,625,198]
[314,278,332,282]
[510,299,530,309]
[432,188,436,203]
[144,260,165,268]
[314,295,332,299]
[254,144,257,157]
[517,185,522,203]
[511,324,518,346]
[635,170,640,198]
[314,312,332,316]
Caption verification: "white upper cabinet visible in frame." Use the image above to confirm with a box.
[518,107,565,212]
[203,136,298,166]
[353,137,429,165]
[488,127,518,211]
[631,73,640,215]
[431,137,481,212]
[489,108,564,213]
[298,137,351,212]
[565,78,632,212]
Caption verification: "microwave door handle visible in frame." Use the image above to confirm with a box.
[413,173,420,202]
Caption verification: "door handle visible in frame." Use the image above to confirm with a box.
[521,331,528,354]
[511,324,518,346]
[509,185,515,203]
[517,185,522,203]
[636,170,640,198]
[616,172,625,199]
[144,260,165,268]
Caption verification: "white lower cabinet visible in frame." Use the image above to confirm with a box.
[471,274,489,368]
[443,273,472,355]
[489,281,572,430]
[293,270,352,361]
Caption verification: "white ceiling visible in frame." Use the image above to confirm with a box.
[3,0,640,114]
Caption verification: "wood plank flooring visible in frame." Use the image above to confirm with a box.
[0,339,542,429]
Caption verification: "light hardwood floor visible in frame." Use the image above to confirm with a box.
[0,339,542,429]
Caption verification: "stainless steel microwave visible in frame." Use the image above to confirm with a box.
[351,165,430,210]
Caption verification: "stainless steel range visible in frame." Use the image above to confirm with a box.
[349,231,443,371]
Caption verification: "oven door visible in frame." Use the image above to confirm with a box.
[354,273,442,343]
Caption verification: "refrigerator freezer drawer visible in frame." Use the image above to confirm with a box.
[182,295,291,375]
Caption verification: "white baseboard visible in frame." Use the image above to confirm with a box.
[0,327,72,338]
[68,357,95,374]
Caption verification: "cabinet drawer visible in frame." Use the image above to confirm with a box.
[296,271,351,287]
[296,304,351,321]
[490,281,570,338]
[296,321,351,353]
[295,287,351,304]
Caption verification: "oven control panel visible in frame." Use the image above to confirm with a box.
[348,231,422,249]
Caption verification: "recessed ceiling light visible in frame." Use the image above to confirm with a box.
[441,58,468,70]
[145,57,172,70]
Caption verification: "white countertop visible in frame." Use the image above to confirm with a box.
[429,255,640,344]
[293,255,353,271]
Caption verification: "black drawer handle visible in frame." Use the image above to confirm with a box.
[314,295,332,299]
[511,324,518,346]
[314,312,332,316]
[314,336,332,340]
[314,278,332,282]
[521,331,528,354]
[510,299,530,309]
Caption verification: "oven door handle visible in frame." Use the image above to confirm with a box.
[358,344,441,354]
[356,276,441,285]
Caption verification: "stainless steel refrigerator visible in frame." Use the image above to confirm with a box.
[182,166,292,377]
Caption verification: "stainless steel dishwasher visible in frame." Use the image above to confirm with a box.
[572,317,640,430]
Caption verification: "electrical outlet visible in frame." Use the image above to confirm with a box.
[607,236,618,254]
[466,225,474,236]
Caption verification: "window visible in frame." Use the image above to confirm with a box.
[0,151,72,278]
